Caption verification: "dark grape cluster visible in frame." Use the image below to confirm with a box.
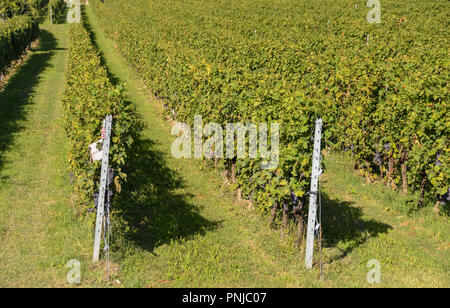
[373,152,382,165]
[92,192,99,209]
[436,153,442,167]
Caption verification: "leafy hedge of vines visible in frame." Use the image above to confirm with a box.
[91,0,449,214]
[48,0,66,24]
[63,23,137,205]
[0,0,48,19]
[0,15,39,74]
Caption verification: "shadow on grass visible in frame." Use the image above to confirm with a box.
[441,202,450,217]
[112,121,220,256]
[321,193,392,262]
[0,29,57,175]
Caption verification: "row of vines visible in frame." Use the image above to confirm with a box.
[0,1,65,22]
[0,0,55,75]
[0,0,48,19]
[48,0,67,24]
[63,22,137,206]
[90,0,448,223]
[0,14,39,74]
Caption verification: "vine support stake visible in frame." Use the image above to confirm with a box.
[305,118,323,269]
[93,115,113,263]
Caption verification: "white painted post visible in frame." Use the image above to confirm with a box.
[93,115,113,263]
[305,118,323,269]
[50,5,53,25]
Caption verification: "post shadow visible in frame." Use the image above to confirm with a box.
[0,29,58,176]
[320,193,392,262]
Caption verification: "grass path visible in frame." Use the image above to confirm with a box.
[85,5,449,288]
[0,21,104,287]
[319,154,449,287]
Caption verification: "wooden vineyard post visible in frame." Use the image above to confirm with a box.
[93,115,113,263]
[305,118,323,269]
[50,5,53,25]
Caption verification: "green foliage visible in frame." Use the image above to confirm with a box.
[63,22,138,206]
[0,14,39,73]
[0,0,48,19]
[91,0,449,211]
[49,0,65,23]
